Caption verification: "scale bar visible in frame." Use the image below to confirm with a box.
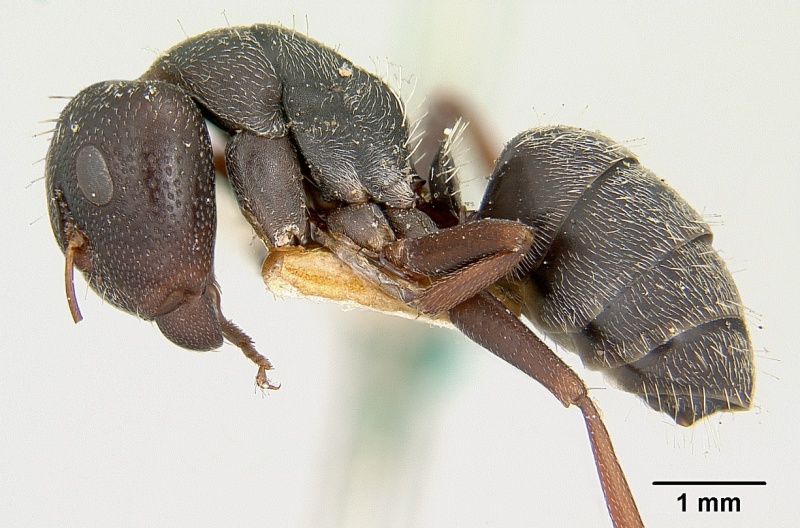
[652,481,766,486]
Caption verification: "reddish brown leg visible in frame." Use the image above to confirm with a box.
[383,219,534,314]
[315,217,533,314]
[64,230,87,324]
[414,91,500,178]
[449,292,643,528]
[220,317,279,390]
[207,282,279,390]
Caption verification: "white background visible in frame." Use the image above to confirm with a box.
[2,2,797,527]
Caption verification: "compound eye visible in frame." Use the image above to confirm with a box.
[76,144,113,206]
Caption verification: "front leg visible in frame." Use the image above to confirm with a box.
[225,131,309,248]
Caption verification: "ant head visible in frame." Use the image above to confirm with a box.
[46,80,224,350]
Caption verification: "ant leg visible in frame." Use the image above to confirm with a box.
[206,281,279,390]
[313,213,533,315]
[383,218,534,314]
[414,91,499,179]
[225,131,309,248]
[449,292,643,528]
[219,317,278,391]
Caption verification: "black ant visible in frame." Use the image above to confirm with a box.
[45,25,754,528]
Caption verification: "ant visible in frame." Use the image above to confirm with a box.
[45,25,754,528]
